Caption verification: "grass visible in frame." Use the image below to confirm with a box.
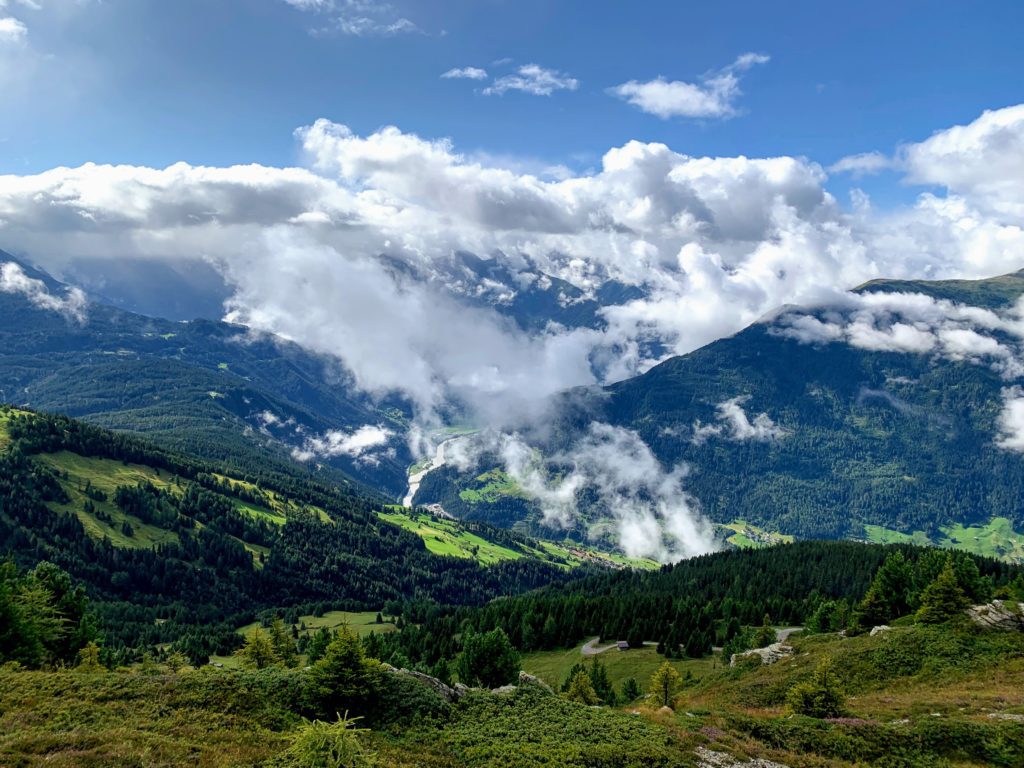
[720,520,794,549]
[0,668,296,767]
[379,508,660,571]
[522,640,719,692]
[37,452,181,549]
[379,509,525,565]
[458,469,528,504]
[864,518,1024,563]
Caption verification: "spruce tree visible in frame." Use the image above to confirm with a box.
[563,670,600,705]
[916,557,971,624]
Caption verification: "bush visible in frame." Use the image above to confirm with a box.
[275,715,375,768]
[455,628,519,688]
[786,657,846,718]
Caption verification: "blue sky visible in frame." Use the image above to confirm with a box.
[4,0,1024,204]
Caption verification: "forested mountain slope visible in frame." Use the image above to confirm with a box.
[592,269,1024,543]
[0,251,410,495]
[0,407,584,662]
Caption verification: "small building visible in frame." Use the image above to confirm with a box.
[617,641,630,651]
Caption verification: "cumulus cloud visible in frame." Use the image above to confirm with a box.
[483,64,578,96]
[611,52,769,119]
[0,261,86,321]
[4,104,1024,551]
[692,396,788,444]
[292,424,394,463]
[902,104,1024,220]
[441,66,487,80]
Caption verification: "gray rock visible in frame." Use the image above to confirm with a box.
[382,665,462,702]
[695,747,791,768]
[730,642,794,667]
[869,625,891,636]
[518,671,553,693]
[988,712,1024,722]
[966,601,1024,632]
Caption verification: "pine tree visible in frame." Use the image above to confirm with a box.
[235,627,281,670]
[787,657,846,718]
[857,551,913,625]
[268,617,298,667]
[76,642,104,673]
[589,657,616,705]
[620,677,642,702]
[648,661,682,708]
[916,556,971,624]
[304,627,382,719]
[563,670,599,705]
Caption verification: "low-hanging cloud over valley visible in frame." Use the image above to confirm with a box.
[4,104,1024,559]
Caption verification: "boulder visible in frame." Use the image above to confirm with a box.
[695,746,791,768]
[657,705,674,715]
[382,664,462,702]
[491,684,517,695]
[518,671,554,693]
[869,625,891,636]
[730,642,794,667]
[966,601,1024,632]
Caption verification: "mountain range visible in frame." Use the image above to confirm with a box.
[4,248,1024,561]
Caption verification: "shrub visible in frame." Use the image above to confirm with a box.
[787,657,846,718]
[275,715,375,768]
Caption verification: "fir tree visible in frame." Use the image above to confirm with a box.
[916,557,971,624]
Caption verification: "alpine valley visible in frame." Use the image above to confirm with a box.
[4,7,1024,764]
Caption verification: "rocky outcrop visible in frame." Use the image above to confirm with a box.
[869,625,891,636]
[730,642,793,667]
[967,601,1024,632]
[381,666,555,701]
[695,747,790,768]
[381,664,461,702]
[518,671,554,693]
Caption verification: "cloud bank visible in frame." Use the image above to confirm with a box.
[4,104,1024,557]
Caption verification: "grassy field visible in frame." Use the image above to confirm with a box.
[458,468,529,504]
[865,517,1024,562]
[379,508,527,565]
[37,452,181,549]
[239,610,396,640]
[379,508,660,571]
[522,641,718,692]
[719,520,794,549]
[32,451,301,566]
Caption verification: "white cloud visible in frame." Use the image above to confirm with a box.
[483,64,578,96]
[283,0,421,37]
[458,424,717,562]
[0,16,26,42]
[828,151,892,177]
[902,104,1024,220]
[0,261,86,321]
[996,387,1024,452]
[292,424,393,463]
[441,66,487,80]
[611,52,769,119]
[692,396,788,444]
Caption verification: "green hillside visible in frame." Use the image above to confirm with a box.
[0,260,411,495]
[0,406,588,662]
[3,539,1023,767]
